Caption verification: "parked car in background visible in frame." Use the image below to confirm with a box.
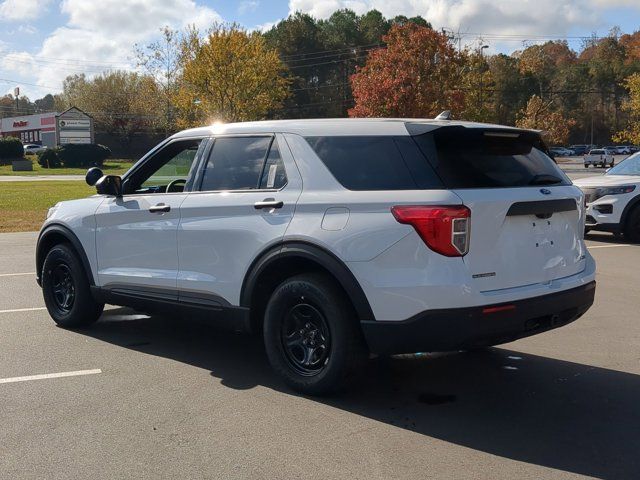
[550,147,574,157]
[615,146,631,155]
[35,118,596,394]
[575,151,640,242]
[23,144,46,155]
[571,145,589,156]
[584,148,615,168]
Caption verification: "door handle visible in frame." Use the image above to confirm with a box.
[149,203,171,213]
[254,199,284,210]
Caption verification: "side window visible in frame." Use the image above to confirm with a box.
[259,140,287,189]
[200,136,272,191]
[128,138,203,194]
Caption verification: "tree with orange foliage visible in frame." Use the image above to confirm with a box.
[348,24,464,118]
[516,95,576,145]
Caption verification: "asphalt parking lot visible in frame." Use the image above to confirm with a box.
[1,164,639,479]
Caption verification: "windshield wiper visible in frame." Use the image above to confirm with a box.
[528,174,563,185]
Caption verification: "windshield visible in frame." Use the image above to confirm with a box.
[607,152,640,176]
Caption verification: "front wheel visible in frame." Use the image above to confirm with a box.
[263,273,366,395]
[584,164,589,168]
[624,207,640,243]
[42,244,104,328]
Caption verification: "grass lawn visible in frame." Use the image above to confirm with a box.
[0,156,133,176]
[0,181,95,232]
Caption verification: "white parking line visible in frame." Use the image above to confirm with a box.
[0,272,35,277]
[0,307,46,314]
[0,369,102,385]
[587,244,635,249]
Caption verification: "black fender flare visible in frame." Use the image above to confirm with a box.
[240,241,375,322]
[620,194,640,228]
[36,224,95,286]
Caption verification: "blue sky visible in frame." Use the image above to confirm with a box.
[0,0,638,101]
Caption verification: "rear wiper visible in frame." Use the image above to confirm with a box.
[528,174,563,185]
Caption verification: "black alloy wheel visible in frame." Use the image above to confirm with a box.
[281,302,331,376]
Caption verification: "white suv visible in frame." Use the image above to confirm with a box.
[37,119,596,394]
[574,151,640,241]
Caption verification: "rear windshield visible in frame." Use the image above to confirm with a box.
[413,127,570,189]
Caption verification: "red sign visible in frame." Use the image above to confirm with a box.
[12,121,28,128]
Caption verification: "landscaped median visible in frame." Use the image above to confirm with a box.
[0,181,94,232]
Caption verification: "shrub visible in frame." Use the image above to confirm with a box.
[37,149,61,169]
[0,137,24,164]
[58,143,111,168]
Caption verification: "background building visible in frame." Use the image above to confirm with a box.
[0,107,93,147]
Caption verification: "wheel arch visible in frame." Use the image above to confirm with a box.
[240,241,375,332]
[620,194,640,228]
[36,224,95,287]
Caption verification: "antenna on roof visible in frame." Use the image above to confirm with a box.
[435,110,451,120]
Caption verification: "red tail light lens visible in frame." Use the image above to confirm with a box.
[391,205,471,257]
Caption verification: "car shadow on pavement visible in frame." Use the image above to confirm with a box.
[84,308,639,479]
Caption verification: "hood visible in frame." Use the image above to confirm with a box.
[573,175,640,188]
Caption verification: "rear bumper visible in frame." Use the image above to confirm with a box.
[361,281,596,354]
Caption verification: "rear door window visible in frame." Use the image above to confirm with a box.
[413,126,570,188]
[305,136,442,190]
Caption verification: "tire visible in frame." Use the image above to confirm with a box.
[584,164,588,168]
[263,273,366,395]
[624,207,640,244]
[42,244,104,328]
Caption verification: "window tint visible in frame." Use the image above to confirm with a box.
[259,140,287,189]
[305,136,441,190]
[413,127,570,189]
[200,136,271,191]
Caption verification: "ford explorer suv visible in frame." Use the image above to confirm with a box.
[36,119,596,394]
[575,151,640,242]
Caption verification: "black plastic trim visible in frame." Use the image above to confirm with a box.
[619,194,640,228]
[361,281,596,354]
[92,284,250,332]
[240,241,375,321]
[507,199,577,217]
[36,224,95,287]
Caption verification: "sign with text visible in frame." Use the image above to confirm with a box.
[56,107,93,146]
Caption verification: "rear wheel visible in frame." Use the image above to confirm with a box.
[584,164,589,168]
[263,273,366,395]
[42,244,103,328]
[624,207,640,243]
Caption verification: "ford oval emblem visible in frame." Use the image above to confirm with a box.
[540,188,551,195]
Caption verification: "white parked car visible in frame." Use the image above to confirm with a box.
[23,143,46,155]
[36,119,596,394]
[584,148,615,168]
[574,151,640,242]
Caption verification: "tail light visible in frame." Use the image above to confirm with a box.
[391,205,471,257]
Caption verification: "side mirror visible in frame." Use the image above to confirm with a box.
[85,167,103,186]
[95,175,123,197]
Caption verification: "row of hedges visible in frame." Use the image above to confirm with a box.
[38,144,111,168]
[0,137,23,165]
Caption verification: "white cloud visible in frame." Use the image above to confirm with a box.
[239,1,260,15]
[287,0,638,48]
[0,0,51,21]
[254,21,278,33]
[17,24,38,34]
[1,51,36,77]
[8,0,224,94]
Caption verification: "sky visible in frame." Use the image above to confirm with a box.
[0,0,639,101]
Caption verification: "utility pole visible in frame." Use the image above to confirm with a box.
[14,87,19,114]
[479,45,489,114]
